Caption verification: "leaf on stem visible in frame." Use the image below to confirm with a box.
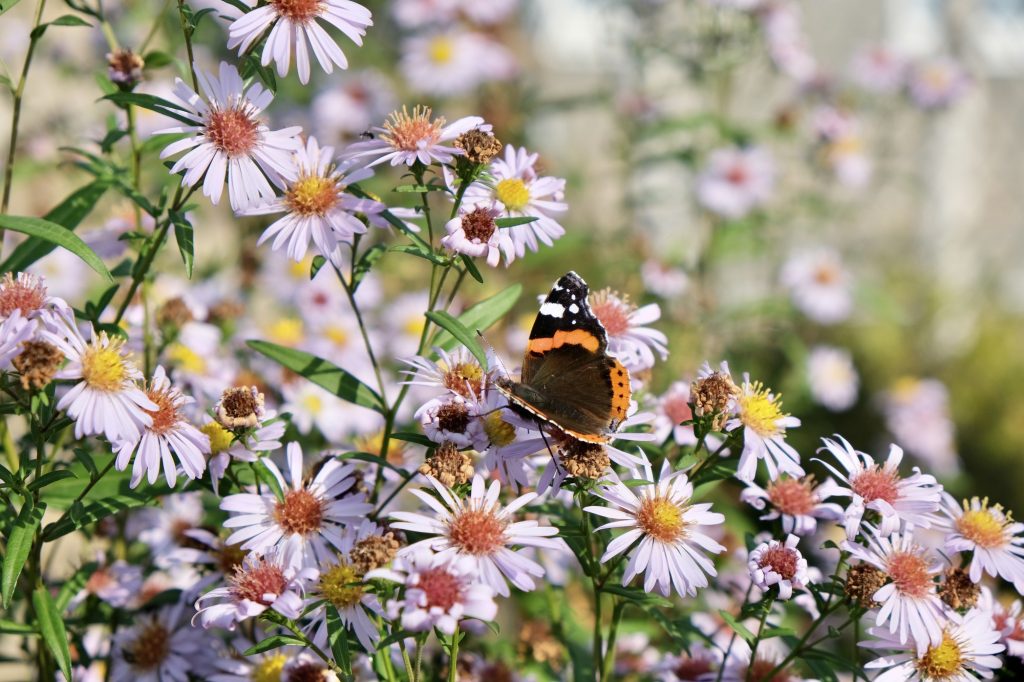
[0,197,113,278]
[430,283,522,354]
[33,586,73,681]
[2,500,46,608]
[424,310,487,367]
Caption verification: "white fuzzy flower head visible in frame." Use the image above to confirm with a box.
[400,29,515,96]
[227,0,372,85]
[156,62,303,211]
[849,45,908,94]
[441,204,515,267]
[727,375,803,482]
[748,534,808,600]
[941,495,1024,595]
[882,377,959,477]
[781,247,853,325]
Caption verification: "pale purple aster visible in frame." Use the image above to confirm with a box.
[110,603,208,682]
[341,105,485,168]
[195,550,315,630]
[939,494,1024,595]
[441,204,515,267]
[747,534,808,600]
[695,146,774,219]
[726,374,803,482]
[740,475,843,536]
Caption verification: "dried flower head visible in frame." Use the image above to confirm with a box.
[419,441,475,487]
[691,370,739,430]
[107,49,145,89]
[350,532,401,574]
[844,562,887,608]
[156,297,193,330]
[13,340,63,390]
[215,386,265,430]
[455,129,503,164]
[938,567,980,611]
[559,439,610,480]
[518,620,563,668]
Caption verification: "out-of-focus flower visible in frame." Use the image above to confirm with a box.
[391,0,459,28]
[0,311,34,370]
[156,62,303,211]
[816,436,943,540]
[585,459,725,597]
[114,366,209,488]
[806,345,859,411]
[41,308,156,443]
[748,534,808,600]
[589,288,668,373]
[110,603,207,681]
[695,146,774,219]
[442,204,515,267]
[651,642,720,681]
[367,547,498,635]
[860,607,1003,679]
[342,105,485,168]
[940,495,1024,594]
[881,377,959,477]
[812,106,872,188]
[281,379,362,443]
[844,526,947,651]
[311,69,397,142]
[907,56,971,110]
[849,45,907,94]
[726,375,803,482]
[390,474,562,597]
[780,248,853,325]
[107,49,144,90]
[400,29,515,96]
[740,475,843,536]
[641,260,689,299]
[226,0,372,84]
[241,136,385,266]
[71,559,144,609]
[221,443,372,568]
[759,1,820,85]
[462,145,568,257]
[206,637,297,682]
[651,381,698,446]
[128,492,204,567]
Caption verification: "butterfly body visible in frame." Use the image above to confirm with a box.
[496,271,631,444]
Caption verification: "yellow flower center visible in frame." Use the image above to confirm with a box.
[957,500,1008,549]
[324,325,349,347]
[318,561,365,610]
[917,633,964,679]
[636,496,685,543]
[201,422,234,455]
[301,393,323,415]
[428,36,455,64]
[267,318,304,346]
[80,337,129,392]
[285,174,339,217]
[738,382,786,437]
[404,316,425,336]
[166,342,206,374]
[495,178,530,212]
[483,411,517,447]
[288,258,313,280]
[252,653,288,682]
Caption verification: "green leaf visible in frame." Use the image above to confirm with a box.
[494,216,539,228]
[27,470,76,492]
[424,310,486,367]
[389,432,436,448]
[0,618,36,635]
[242,634,307,656]
[376,628,415,651]
[171,211,194,278]
[461,254,483,283]
[762,625,797,639]
[719,610,756,644]
[247,340,385,413]
[326,605,353,676]
[0,216,111,281]
[56,562,98,611]
[42,487,163,541]
[389,244,447,266]
[601,585,672,608]
[33,587,72,681]
[338,451,411,477]
[2,501,45,608]
[51,14,90,26]
[0,181,110,273]
[352,243,386,289]
[102,92,195,126]
[0,0,24,16]
[310,255,326,279]
[253,459,285,501]
[431,283,522,353]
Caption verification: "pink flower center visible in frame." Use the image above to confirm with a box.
[382,106,444,152]
[589,289,632,336]
[0,273,46,317]
[271,0,324,23]
[886,550,932,598]
[850,466,900,505]
[673,654,715,681]
[813,263,840,285]
[230,559,288,605]
[206,107,259,158]
[460,206,498,243]
[758,545,799,580]
[726,164,749,185]
[274,489,325,537]
[416,567,465,611]
[661,391,692,426]
[448,508,506,555]
[767,477,817,516]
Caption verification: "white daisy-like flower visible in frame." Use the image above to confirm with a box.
[156,62,303,211]
[227,0,372,85]
[202,417,286,495]
[401,346,488,402]
[849,45,908,94]
[304,550,383,652]
[114,366,209,488]
[860,607,1003,681]
[726,375,803,482]
[441,204,515,267]
[806,345,859,411]
[0,271,65,328]
[110,603,208,682]
[165,529,247,597]
[882,377,959,477]
[588,288,668,374]
[342,105,485,168]
[128,492,204,567]
[221,442,373,568]
[780,247,853,325]
[389,474,562,597]
[242,136,386,266]
[416,394,484,449]
[400,29,515,96]
[367,547,498,635]
[695,146,775,219]
[939,495,1024,594]
[195,550,315,630]
[908,56,970,111]
[843,526,947,652]
[652,642,720,682]
[651,381,698,446]
[70,558,144,610]
[41,307,156,443]
[740,475,843,536]
[310,69,396,141]
[748,534,808,600]
[207,636,297,682]
[461,144,567,257]
[978,586,1024,659]
[584,459,725,598]
[816,435,943,541]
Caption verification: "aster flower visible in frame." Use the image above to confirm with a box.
[242,136,387,266]
[221,442,373,568]
[780,248,854,325]
[195,550,315,630]
[849,45,908,94]
[114,366,209,488]
[584,459,725,598]
[587,288,668,373]
[908,56,970,110]
[128,492,204,567]
[940,495,1024,594]
[165,528,248,597]
[0,310,35,369]
[441,204,515,267]
[695,146,774,219]
[652,642,720,682]
[402,346,487,401]
[203,417,286,494]
[69,558,144,609]
[806,345,859,411]
[40,307,156,443]
[156,62,303,211]
[740,474,843,536]
[843,526,947,651]
[416,394,484,449]
[342,105,485,168]
[816,435,943,541]
[726,375,803,482]
[110,603,208,682]
[860,607,1004,681]
[389,474,562,597]
[0,271,64,328]
[400,29,515,96]
[208,636,296,682]
[748,534,808,600]
[367,547,498,635]
[460,144,568,258]
[882,377,959,477]
[978,586,1024,659]
[310,69,396,141]
[651,381,699,446]
[226,0,372,85]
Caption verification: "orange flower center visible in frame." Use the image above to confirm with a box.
[758,545,799,580]
[123,619,171,670]
[416,567,464,611]
[273,489,325,536]
[271,0,323,23]
[850,466,900,505]
[206,108,259,158]
[767,477,817,516]
[589,289,632,336]
[145,386,180,435]
[448,508,506,555]
[230,559,288,605]
[381,106,444,152]
[886,550,933,599]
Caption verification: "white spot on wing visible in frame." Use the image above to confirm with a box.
[539,302,564,318]
[568,303,579,314]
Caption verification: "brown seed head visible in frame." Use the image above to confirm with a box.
[938,567,980,611]
[13,340,63,390]
[107,49,145,89]
[350,532,401,573]
[419,441,475,487]
[215,386,264,430]
[690,371,740,430]
[156,297,193,330]
[454,129,503,164]
[559,439,610,480]
[844,563,887,608]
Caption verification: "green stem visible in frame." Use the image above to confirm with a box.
[600,601,624,681]
[447,628,460,682]
[413,633,427,682]
[716,582,753,682]
[139,0,172,52]
[1,419,17,472]
[176,0,199,91]
[746,596,775,682]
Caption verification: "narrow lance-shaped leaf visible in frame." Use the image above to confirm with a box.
[0,216,111,281]
[33,586,72,681]
[2,501,46,608]
[431,283,522,354]
[424,310,487,367]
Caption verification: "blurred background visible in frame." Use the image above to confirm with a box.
[2,0,1024,506]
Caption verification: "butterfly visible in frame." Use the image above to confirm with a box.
[495,271,631,444]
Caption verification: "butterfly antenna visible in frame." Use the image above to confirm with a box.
[476,329,511,380]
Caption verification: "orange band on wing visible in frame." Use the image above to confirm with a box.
[609,358,631,421]
[527,329,601,354]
